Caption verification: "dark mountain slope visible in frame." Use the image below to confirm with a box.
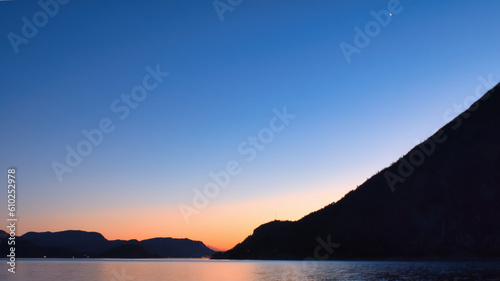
[214,83,500,260]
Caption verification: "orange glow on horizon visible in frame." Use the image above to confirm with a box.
[14,184,354,251]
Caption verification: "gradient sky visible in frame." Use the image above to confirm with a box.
[1,0,499,250]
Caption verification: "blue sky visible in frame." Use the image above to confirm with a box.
[0,0,499,248]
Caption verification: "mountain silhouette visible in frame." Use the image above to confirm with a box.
[20,230,111,254]
[0,230,214,258]
[140,238,215,258]
[213,82,500,260]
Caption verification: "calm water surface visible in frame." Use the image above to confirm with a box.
[1,259,500,281]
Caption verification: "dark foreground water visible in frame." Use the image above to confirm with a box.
[1,259,500,281]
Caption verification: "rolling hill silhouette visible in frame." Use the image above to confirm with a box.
[0,230,214,258]
[213,82,500,260]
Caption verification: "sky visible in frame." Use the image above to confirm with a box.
[0,0,499,251]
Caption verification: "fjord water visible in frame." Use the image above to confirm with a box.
[2,259,500,281]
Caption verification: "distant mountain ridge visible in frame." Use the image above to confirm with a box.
[213,82,500,260]
[0,230,214,258]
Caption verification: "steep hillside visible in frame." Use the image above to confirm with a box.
[214,83,500,260]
